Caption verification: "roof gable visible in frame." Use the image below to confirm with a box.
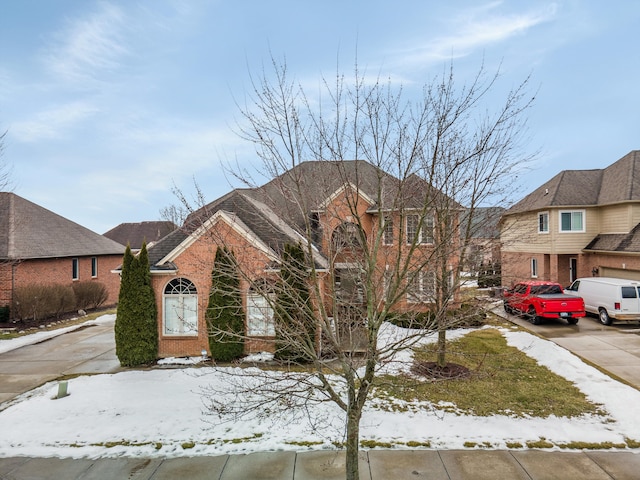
[507,150,640,215]
[0,192,125,260]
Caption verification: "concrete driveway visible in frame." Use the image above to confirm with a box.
[0,317,121,405]
[496,306,640,390]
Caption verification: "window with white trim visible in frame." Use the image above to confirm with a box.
[247,290,275,336]
[538,212,549,233]
[91,257,98,277]
[72,258,79,280]
[163,278,198,336]
[406,214,434,244]
[407,270,436,303]
[531,258,538,278]
[559,210,585,232]
[383,216,393,245]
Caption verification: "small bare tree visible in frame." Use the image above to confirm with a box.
[189,58,533,479]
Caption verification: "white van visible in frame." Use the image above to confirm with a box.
[565,277,640,325]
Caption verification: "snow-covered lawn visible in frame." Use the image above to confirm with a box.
[0,318,639,459]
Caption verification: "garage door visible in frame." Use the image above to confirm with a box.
[599,267,640,281]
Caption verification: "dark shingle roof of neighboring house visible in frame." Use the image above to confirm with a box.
[0,192,126,260]
[506,150,640,214]
[103,221,176,249]
[462,207,505,239]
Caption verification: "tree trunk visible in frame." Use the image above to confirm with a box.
[345,404,362,480]
[437,324,447,367]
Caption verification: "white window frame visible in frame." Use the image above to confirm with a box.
[531,258,538,278]
[559,210,585,233]
[407,270,435,303]
[91,257,98,278]
[406,214,434,245]
[382,216,393,245]
[538,211,549,233]
[72,258,79,280]
[163,278,198,337]
[247,291,275,336]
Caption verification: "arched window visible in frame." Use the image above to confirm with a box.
[332,222,365,250]
[163,278,198,336]
[246,285,275,336]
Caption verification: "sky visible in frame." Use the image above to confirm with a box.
[1,314,639,457]
[1,1,640,234]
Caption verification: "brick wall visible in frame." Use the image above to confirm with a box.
[1,254,122,315]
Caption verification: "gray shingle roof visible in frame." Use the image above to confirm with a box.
[148,160,457,271]
[584,222,640,254]
[0,192,126,260]
[103,221,176,249]
[506,150,640,214]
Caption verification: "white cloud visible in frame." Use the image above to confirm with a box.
[391,2,559,70]
[11,101,99,142]
[44,2,129,84]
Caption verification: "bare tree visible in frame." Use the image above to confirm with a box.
[188,58,534,480]
[0,130,11,192]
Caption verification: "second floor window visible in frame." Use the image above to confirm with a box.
[538,212,549,233]
[560,210,585,232]
[406,214,434,245]
[383,216,393,245]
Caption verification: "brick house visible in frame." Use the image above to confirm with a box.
[500,150,640,286]
[146,160,462,358]
[0,192,125,315]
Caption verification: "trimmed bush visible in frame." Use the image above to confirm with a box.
[206,247,245,362]
[72,281,108,310]
[115,243,158,367]
[12,284,75,321]
[274,243,315,362]
[0,305,9,322]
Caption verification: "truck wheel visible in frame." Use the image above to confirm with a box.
[598,308,613,326]
[527,307,541,325]
[567,317,579,325]
[503,302,513,314]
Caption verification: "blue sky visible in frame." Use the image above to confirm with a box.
[1,1,639,234]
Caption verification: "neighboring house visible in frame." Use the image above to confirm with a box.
[0,192,125,315]
[500,150,640,286]
[144,160,462,358]
[103,221,176,251]
[461,206,504,273]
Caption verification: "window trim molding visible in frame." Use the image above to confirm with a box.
[72,258,79,281]
[162,277,198,337]
[91,257,98,278]
[531,258,538,278]
[558,209,586,233]
[537,211,549,234]
[405,214,434,245]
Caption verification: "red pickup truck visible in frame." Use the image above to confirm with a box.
[503,281,585,325]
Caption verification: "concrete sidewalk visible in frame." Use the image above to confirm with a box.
[2,449,640,479]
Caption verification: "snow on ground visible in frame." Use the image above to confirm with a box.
[1,320,640,459]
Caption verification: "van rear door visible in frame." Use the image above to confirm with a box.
[619,286,640,314]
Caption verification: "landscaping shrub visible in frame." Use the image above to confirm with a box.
[0,305,9,322]
[386,303,486,330]
[478,263,501,288]
[115,243,158,367]
[12,284,75,321]
[72,281,108,310]
[207,247,245,362]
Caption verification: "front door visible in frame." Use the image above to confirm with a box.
[570,257,578,283]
